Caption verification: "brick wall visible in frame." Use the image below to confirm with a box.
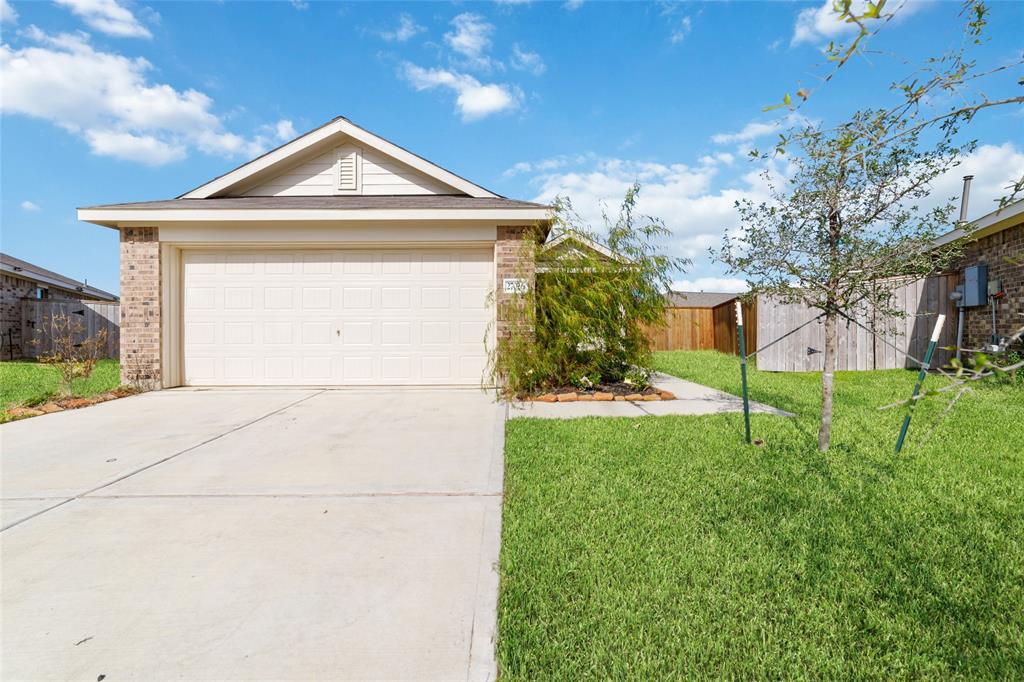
[960,222,1023,349]
[1,274,37,359]
[1,275,86,359]
[495,225,538,341]
[120,227,161,387]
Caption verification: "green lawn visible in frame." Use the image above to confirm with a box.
[499,350,1024,679]
[0,359,121,411]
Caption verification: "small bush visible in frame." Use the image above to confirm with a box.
[490,183,688,396]
[32,312,109,397]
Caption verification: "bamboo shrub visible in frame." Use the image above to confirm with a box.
[490,184,688,396]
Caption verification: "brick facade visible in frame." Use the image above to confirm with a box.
[495,225,538,341]
[120,227,161,387]
[2,274,83,360]
[959,222,1023,350]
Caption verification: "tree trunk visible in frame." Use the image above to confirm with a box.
[818,308,838,452]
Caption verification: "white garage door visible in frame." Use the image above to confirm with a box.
[182,248,493,386]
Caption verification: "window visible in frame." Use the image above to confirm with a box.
[36,287,49,299]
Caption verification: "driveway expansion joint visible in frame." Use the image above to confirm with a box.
[0,390,324,532]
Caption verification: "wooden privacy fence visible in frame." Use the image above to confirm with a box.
[21,299,120,359]
[647,307,715,351]
[646,298,756,356]
[755,274,958,372]
[712,298,756,356]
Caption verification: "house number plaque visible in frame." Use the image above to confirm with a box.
[503,278,529,295]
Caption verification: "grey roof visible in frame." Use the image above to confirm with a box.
[81,195,550,211]
[0,252,118,301]
[666,291,739,308]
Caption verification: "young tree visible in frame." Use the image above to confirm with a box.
[33,312,109,398]
[769,0,1023,203]
[717,111,971,451]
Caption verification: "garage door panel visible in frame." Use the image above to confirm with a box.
[183,249,493,386]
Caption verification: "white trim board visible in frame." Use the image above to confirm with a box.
[78,207,548,228]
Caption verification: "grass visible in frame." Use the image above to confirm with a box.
[0,359,121,412]
[499,350,1024,680]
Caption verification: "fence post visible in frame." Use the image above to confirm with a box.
[736,301,752,445]
[895,314,946,453]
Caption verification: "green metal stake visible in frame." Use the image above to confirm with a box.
[736,301,752,445]
[895,314,946,454]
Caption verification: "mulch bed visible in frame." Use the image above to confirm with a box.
[523,382,675,403]
[4,386,141,421]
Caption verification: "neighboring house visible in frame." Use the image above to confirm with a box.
[652,291,754,355]
[665,291,739,309]
[0,252,118,359]
[78,116,551,388]
[934,196,1023,351]
[537,231,623,269]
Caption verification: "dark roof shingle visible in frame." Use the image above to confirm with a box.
[666,291,740,308]
[81,195,549,211]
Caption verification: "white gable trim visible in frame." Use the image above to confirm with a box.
[180,118,498,199]
[541,232,629,262]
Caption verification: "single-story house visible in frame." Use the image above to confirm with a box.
[934,194,1023,350]
[664,291,739,309]
[1,252,118,359]
[79,116,551,388]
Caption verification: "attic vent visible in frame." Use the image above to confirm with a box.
[337,147,361,193]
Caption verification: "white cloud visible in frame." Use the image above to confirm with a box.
[0,28,269,165]
[503,153,597,177]
[290,0,309,9]
[401,63,522,121]
[20,200,40,212]
[1,0,17,24]
[924,142,1024,219]
[444,13,495,71]
[711,120,781,145]
[564,0,585,10]
[791,0,927,47]
[379,13,425,42]
[85,129,185,165]
[669,16,692,44]
[510,43,545,75]
[54,0,152,39]
[710,113,813,146]
[274,119,296,141]
[527,154,777,264]
[672,277,749,293]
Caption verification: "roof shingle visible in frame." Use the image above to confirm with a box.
[81,195,549,211]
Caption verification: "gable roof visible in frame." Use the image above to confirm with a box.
[180,116,499,200]
[666,291,739,308]
[0,252,118,301]
[540,232,629,262]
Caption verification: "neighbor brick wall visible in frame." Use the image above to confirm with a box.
[1,275,85,359]
[960,222,1023,349]
[120,227,161,387]
[0,274,37,359]
[495,225,538,341]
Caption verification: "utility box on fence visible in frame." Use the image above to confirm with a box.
[963,264,988,307]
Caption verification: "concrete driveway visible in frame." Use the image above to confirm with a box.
[1,388,505,681]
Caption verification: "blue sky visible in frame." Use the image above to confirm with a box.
[2,0,1021,294]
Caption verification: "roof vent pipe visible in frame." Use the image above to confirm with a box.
[959,175,974,223]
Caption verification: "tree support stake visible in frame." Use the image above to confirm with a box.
[895,314,946,453]
[736,301,752,445]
